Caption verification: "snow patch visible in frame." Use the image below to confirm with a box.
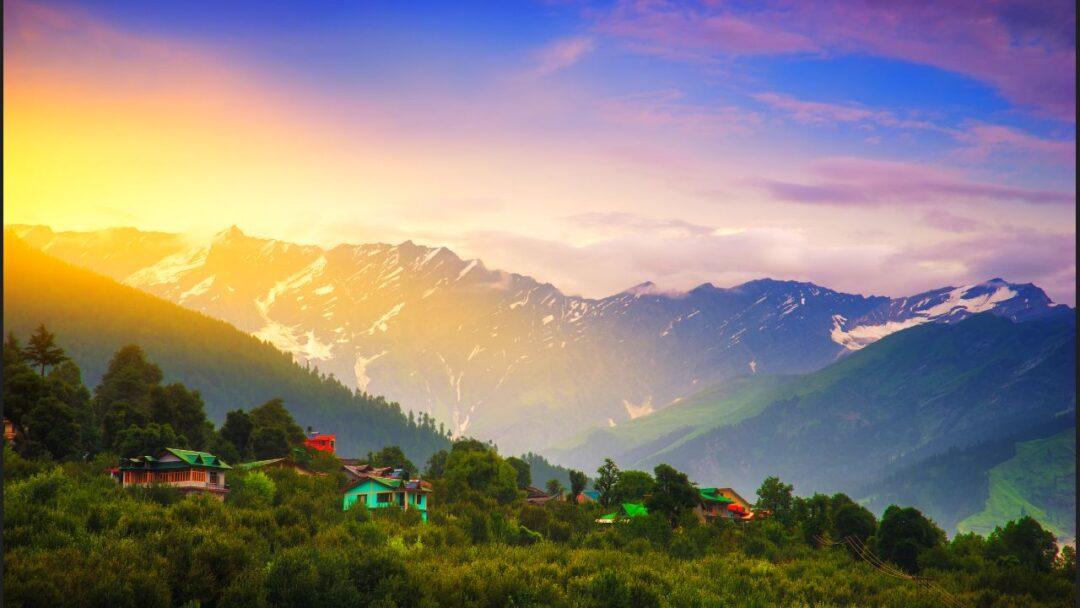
[353,351,387,392]
[623,397,655,420]
[367,302,405,334]
[314,284,334,295]
[457,260,479,280]
[126,247,208,287]
[831,283,1018,350]
[179,275,215,301]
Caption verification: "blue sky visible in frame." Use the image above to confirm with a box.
[5,0,1076,302]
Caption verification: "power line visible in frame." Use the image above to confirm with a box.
[815,534,968,608]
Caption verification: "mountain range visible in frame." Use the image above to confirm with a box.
[9,224,1071,455]
[2,235,450,461]
[550,312,1075,538]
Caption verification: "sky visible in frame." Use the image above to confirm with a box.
[4,0,1076,304]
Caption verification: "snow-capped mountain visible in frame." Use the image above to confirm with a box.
[11,225,1070,453]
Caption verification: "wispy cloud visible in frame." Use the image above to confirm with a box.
[758,157,1075,207]
[596,0,1076,121]
[445,215,1076,304]
[953,123,1076,164]
[526,36,594,78]
[599,88,760,132]
[753,92,947,132]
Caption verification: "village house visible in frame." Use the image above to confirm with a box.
[525,486,559,506]
[340,465,432,521]
[117,448,231,500]
[575,490,600,504]
[696,487,756,522]
[303,429,336,454]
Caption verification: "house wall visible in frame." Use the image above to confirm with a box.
[343,481,428,521]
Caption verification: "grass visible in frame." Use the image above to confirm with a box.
[958,429,1076,542]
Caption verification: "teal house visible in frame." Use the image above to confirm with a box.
[342,476,432,522]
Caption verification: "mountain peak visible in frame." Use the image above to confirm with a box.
[623,281,659,297]
[214,225,246,241]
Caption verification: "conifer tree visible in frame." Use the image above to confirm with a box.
[22,324,66,376]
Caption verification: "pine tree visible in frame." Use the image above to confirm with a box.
[23,324,67,376]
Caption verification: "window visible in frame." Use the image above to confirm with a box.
[209,472,219,485]
[377,492,391,503]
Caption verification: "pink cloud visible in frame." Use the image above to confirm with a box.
[528,36,595,78]
[447,215,1075,305]
[598,2,817,58]
[596,0,1076,121]
[953,123,1076,164]
[758,157,1075,206]
[599,88,760,132]
[920,209,982,233]
[753,92,949,132]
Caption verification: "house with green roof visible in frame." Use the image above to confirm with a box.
[341,475,432,522]
[696,487,753,522]
[118,448,231,500]
[596,502,649,524]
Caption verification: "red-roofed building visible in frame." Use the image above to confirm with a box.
[304,430,336,454]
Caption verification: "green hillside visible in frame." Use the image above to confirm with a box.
[3,235,449,461]
[958,430,1076,542]
[555,312,1075,538]
[549,374,795,467]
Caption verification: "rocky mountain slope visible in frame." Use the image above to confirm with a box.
[3,235,450,461]
[10,225,1071,453]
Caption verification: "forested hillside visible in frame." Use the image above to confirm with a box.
[3,236,449,460]
[556,313,1076,539]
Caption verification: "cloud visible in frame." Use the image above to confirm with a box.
[754,92,1075,164]
[753,92,948,132]
[920,210,982,233]
[599,88,760,132]
[598,2,818,58]
[527,36,594,78]
[442,216,1075,305]
[596,0,1076,121]
[757,157,1075,207]
[953,123,1076,164]
[565,212,715,237]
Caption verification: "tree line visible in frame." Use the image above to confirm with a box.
[5,324,330,463]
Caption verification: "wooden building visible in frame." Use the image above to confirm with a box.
[118,448,231,500]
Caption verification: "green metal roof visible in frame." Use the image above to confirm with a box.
[165,448,231,469]
[121,448,231,470]
[622,503,648,518]
[235,458,285,471]
[699,488,734,503]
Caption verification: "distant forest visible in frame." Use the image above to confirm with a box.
[4,236,450,460]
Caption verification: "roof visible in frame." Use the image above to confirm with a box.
[120,448,231,471]
[699,488,734,504]
[236,458,286,470]
[715,487,752,508]
[341,475,431,494]
[165,448,231,469]
[596,503,648,523]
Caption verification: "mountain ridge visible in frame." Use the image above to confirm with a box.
[8,224,1070,453]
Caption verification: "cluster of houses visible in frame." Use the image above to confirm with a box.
[590,486,759,524]
[108,429,763,524]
